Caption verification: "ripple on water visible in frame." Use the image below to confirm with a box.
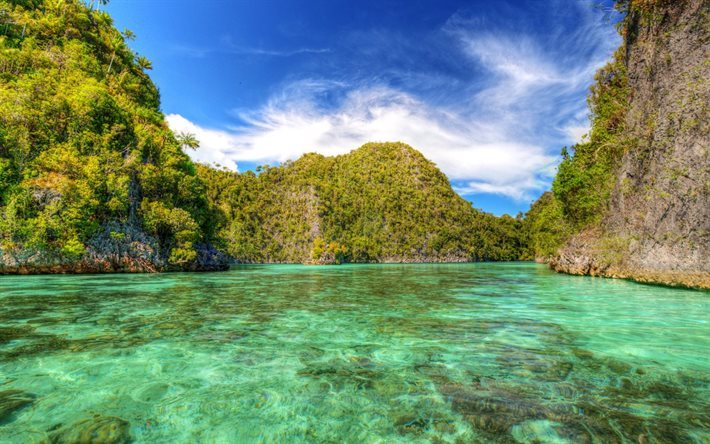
[0,263,707,443]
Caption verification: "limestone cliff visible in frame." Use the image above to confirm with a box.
[551,0,709,288]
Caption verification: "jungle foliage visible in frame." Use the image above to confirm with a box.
[0,0,210,265]
[0,0,553,269]
[524,2,633,259]
[198,143,526,264]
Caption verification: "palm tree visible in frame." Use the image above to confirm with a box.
[176,132,199,151]
[122,29,135,41]
[136,55,152,71]
[107,29,134,75]
[106,33,124,74]
[89,0,111,11]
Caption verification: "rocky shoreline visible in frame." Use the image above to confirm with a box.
[4,245,707,292]
[0,249,229,274]
[549,258,710,291]
[0,224,229,275]
[0,254,500,274]
[548,228,709,290]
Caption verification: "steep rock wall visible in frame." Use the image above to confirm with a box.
[552,0,709,288]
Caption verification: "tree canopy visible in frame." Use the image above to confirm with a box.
[0,0,210,267]
[198,142,526,264]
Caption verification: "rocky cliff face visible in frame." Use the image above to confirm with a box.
[0,223,229,274]
[552,0,709,288]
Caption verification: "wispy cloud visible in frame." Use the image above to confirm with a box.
[168,1,619,203]
[168,84,556,200]
[171,42,330,58]
[240,47,331,56]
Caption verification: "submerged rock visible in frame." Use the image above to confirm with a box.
[572,348,594,360]
[49,415,132,444]
[0,389,35,423]
[437,382,547,438]
[604,358,632,375]
[0,326,34,345]
[1,335,71,360]
[394,414,456,436]
[394,416,431,435]
[131,382,170,404]
[465,413,518,436]
[542,360,573,382]
[297,356,383,390]
[511,420,567,443]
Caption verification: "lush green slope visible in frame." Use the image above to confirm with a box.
[524,0,633,260]
[0,0,222,271]
[0,1,528,272]
[199,142,525,264]
[526,0,709,288]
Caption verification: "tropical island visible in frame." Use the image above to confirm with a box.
[0,0,708,443]
[0,0,707,289]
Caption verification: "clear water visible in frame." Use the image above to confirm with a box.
[0,263,708,443]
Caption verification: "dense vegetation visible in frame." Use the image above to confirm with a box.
[0,0,213,268]
[199,143,526,264]
[1,0,596,271]
[524,1,634,260]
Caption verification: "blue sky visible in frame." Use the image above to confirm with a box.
[106,0,620,216]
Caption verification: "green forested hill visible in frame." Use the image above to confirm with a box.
[0,0,525,272]
[199,142,525,264]
[0,0,223,272]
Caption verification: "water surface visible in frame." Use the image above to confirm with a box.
[0,263,708,442]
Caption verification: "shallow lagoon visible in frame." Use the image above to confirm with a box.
[0,263,708,443]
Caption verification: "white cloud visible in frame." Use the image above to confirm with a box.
[166,114,239,170]
[168,85,557,201]
[562,124,590,144]
[166,3,618,203]
[171,44,330,58]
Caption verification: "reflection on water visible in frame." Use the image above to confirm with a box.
[0,263,708,443]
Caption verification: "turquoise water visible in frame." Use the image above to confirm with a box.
[0,263,708,443]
